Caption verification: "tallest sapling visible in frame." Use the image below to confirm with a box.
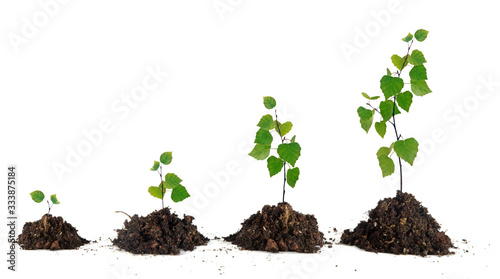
[357,29,431,192]
[249,96,301,203]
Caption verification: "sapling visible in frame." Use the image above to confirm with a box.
[30,190,60,214]
[249,96,301,203]
[148,152,190,209]
[357,29,431,192]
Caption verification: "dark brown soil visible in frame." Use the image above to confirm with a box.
[112,207,208,255]
[340,191,453,256]
[18,214,89,250]
[225,203,324,253]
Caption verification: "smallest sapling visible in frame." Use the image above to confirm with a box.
[249,96,301,203]
[148,152,190,209]
[30,190,60,215]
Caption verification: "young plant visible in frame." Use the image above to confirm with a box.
[357,29,431,192]
[148,152,190,209]
[249,96,301,203]
[30,190,60,215]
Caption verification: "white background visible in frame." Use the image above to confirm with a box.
[1,0,499,278]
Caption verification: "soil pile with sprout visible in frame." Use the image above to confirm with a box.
[113,207,208,255]
[341,191,453,256]
[18,214,89,250]
[225,203,324,253]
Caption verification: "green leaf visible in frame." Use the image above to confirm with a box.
[150,161,160,171]
[386,68,392,76]
[391,55,404,70]
[160,152,173,165]
[286,167,300,188]
[378,155,395,177]
[249,144,271,160]
[50,194,60,205]
[263,96,277,109]
[290,135,296,143]
[409,65,427,81]
[414,29,429,42]
[267,156,284,177]
[277,142,301,167]
[148,186,163,199]
[408,49,426,65]
[278,121,293,137]
[164,173,182,189]
[375,121,387,138]
[254,128,273,145]
[397,91,413,112]
[380,75,404,99]
[257,114,275,130]
[357,107,374,133]
[30,190,45,203]
[394,138,419,166]
[171,185,190,202]
[411,80,432,96]
[376,146,392,158]
[362,92,380,100]
[402,32,413,42]
[379,100,401,122]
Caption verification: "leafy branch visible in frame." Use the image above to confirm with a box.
[30,190,60,215]
[148,152,190,209]
[357,29,431,192]
[249,97,301,203]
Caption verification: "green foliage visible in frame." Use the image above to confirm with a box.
[362,92,380,100]
[257,114,275,130]
[396,91,413,112]
[149,152,190,208]
[357,106,374,133]
[401,32,413,42]
[30,190,45,203]
[277,143,301,167]
[286,168,300,188]
[356,29,431,189]
[30,190,59,214]
[171,185,190,203]
[50,194,60,205]
[375,121,387,138]
[380,75,404,99]
[394,138,419,166]
[249,96,302,202]
[414,29,429,42]
[263,96,277,109]
[267,156,284,177]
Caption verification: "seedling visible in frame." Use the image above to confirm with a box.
[30,190,60,214]
[249,96,301,203]
[357,29,431,192]
[149,152,190,209]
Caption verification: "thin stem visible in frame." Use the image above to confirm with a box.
[391,39,414,193]
[275,109,286,203]
[47,200,52,215]
[367,103,394,126]
[158,164,164,209]
[114,211,132,219]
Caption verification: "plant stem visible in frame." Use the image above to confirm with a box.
[114,211,132,219]
[47,200,52,215]
[158,165,164,209]
[391,39,414,193]
[275,109,287,203]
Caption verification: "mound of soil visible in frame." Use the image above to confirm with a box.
[112,207,208,255]
[225,203,324,253]
[18,214,89,250]
[340,191,453,256]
